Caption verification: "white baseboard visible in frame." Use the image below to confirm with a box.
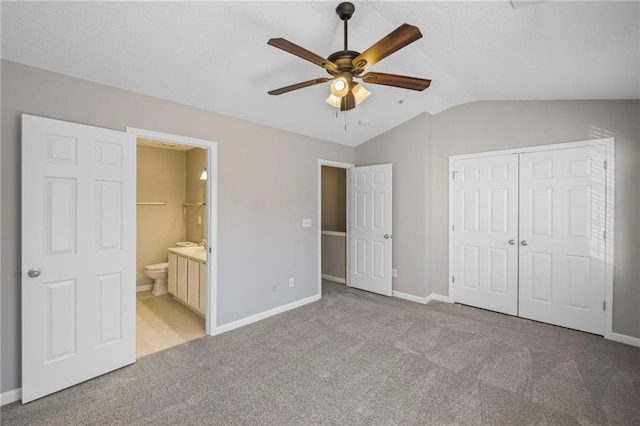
[392,290,430,304]
[430,293,451,303]
[608,332,640,348]
[393,291,452,305]
[136,284,153,293]
[322,274,346,284]
[213,294,321,335]
[1,388,21,406]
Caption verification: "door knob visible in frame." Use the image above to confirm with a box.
[27,268,41,278]
[508,239,516,245]
[521,240,529,246]
[384,234,391,239]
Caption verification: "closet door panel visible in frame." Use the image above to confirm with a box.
[518,147,605,335]
[452,154,519,315]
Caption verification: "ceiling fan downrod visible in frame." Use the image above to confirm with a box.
[336,2,355,51]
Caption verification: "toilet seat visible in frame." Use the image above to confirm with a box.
[145,262,169,272]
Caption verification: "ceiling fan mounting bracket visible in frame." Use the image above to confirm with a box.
[335,2,355,21]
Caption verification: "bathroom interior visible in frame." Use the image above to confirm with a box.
[136,137,208,358]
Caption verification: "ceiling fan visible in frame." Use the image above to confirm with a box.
[267,2,431,111]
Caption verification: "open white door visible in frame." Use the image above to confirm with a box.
[22,115,136,403]
[349,164,392,296]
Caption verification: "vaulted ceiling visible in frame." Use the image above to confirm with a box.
[2,1,638,146]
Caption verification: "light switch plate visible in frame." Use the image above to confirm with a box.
[302,218,312,228]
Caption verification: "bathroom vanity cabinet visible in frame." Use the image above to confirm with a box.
[167,247,207,316]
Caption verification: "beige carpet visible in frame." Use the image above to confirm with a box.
[136,291,205,358]
[3,281,639,425]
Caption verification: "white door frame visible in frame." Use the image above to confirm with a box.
[127,127,218,335]
[448,138,615,339]
[317,160,355,297]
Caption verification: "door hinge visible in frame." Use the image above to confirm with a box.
[603,301,606,311]
[452,171,458,180]
[452,276,455,283]
[452,224,455,231]
[603,231,607,240]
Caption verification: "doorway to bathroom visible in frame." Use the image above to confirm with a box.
[128,127,218,359]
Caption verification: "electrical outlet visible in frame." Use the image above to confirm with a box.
[392,269,397,278]
[272,283,277,292]
[289,277,295,288]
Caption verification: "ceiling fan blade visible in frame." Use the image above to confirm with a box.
[340,91,356,111]
[352,24,422,73]
[361,72,431,91]
[268,38,337,72]
[268,78,330,96]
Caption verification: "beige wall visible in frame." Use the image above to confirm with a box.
[321,166,346,232]
[136,146,186,286]
[355,113,433,298]
[0,60,355,392]
[431,100,640,339]
[185,147,207,244]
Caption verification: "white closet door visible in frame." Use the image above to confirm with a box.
[518,146,606,334]
[452,155,519,315]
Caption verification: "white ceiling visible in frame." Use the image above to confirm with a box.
[2,1,638,147]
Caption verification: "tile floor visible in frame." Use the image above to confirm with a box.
[136,290,206,358]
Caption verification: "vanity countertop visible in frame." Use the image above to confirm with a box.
[168,246,207,263]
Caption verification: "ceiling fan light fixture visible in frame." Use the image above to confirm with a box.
[352,83,371,105]
[325,93,341,108]
[330,75,350,97]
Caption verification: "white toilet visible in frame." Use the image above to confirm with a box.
[145,262,169,296]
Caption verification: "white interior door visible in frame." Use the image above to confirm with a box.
[22,114,136,403]
[518,146,606,334]
[349,164,392,296]
[452,155,519,315]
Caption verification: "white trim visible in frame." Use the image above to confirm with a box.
[322,274,346,284]
[608,332,640,348]
[448,155,456,305]
[448,138,615,339]
[603,138,615,341]
[393,291,430,304]
[136,284,153,293]
[430,294,452,303]
[393,291,452,305]
[213,294,321,335]
[1,388,21,406]
[126,127,218,336]
[317,159,355,299]
[321,230,346,237]
[449,139,608,161]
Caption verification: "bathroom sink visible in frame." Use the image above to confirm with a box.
[183,246,205,252]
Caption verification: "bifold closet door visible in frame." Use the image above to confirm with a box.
[452,155,519,315]
[518,147,606,335]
